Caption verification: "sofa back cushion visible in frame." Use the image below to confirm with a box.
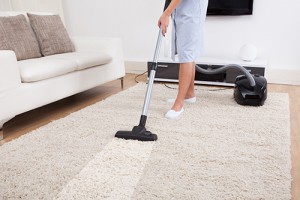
[0,14,42,60]
[27,13,75,56]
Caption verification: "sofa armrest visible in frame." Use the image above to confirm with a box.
[71,37,125,80]
[71,36,124,60]
[0,50,21,93]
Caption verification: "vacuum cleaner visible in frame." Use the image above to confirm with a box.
[115,0,267,142]
[114,0,173,141]
[114,28,162,141]
[195,64,267,106]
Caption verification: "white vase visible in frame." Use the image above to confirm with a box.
[239,44,258,62]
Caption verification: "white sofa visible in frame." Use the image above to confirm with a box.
[0,13,125,140]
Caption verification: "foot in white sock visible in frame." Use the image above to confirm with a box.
[165,108,184,119]
[167,97,196,104]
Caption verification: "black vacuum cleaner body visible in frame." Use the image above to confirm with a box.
[234,74,267,106]
[195,64,268,106]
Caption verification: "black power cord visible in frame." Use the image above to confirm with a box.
[134,71,148,83]
[163,83,232,92]
[134,71,232,92]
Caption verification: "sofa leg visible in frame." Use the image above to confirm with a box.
[120,77,124,89]
[0,117,14,141]
[0,128,3,141]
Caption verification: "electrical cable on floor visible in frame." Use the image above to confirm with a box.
[134,72,232,92]
[134,71,148,83]
[163,83,233,92]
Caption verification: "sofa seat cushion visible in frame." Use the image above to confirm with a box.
[46,52,112,71]
[18,57,77,82]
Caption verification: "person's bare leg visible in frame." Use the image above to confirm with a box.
[185,62,195,99]
[171,62,194,111]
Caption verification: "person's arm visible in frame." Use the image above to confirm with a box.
[158,0,181,36]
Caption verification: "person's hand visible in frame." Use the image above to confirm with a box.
[158,12,170,36]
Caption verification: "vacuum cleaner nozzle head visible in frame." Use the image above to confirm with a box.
[115,126,157,141]
[234,74,267,106]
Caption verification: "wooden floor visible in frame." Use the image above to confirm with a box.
[1,73,299,199]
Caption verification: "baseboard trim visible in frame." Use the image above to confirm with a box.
[125,61,300,85]
[125,61,148,74]
[265,69,300,85]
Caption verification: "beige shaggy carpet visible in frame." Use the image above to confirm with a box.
[0,83,291,199]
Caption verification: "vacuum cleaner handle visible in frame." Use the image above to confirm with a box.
[114,1,169,141]
[164,0,172,11]
[141,27,164,117]
[140,0,169,119]
[153,27,164,64]
[151,0,170,65]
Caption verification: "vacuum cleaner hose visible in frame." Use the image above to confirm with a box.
[164,0,171,11]
[195,64,256,87]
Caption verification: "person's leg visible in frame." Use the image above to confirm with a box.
[185,62,195,99]
[171,62,195,111]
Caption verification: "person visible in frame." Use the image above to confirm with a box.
[158,0,208,119]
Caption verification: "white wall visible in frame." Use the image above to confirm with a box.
[204,0,300,70]
[62,0,165,62]
[0,0,65,21]
[62,0,300,72]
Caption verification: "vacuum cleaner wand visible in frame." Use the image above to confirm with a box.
[142,29,163,117]
[114,28,163,141]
